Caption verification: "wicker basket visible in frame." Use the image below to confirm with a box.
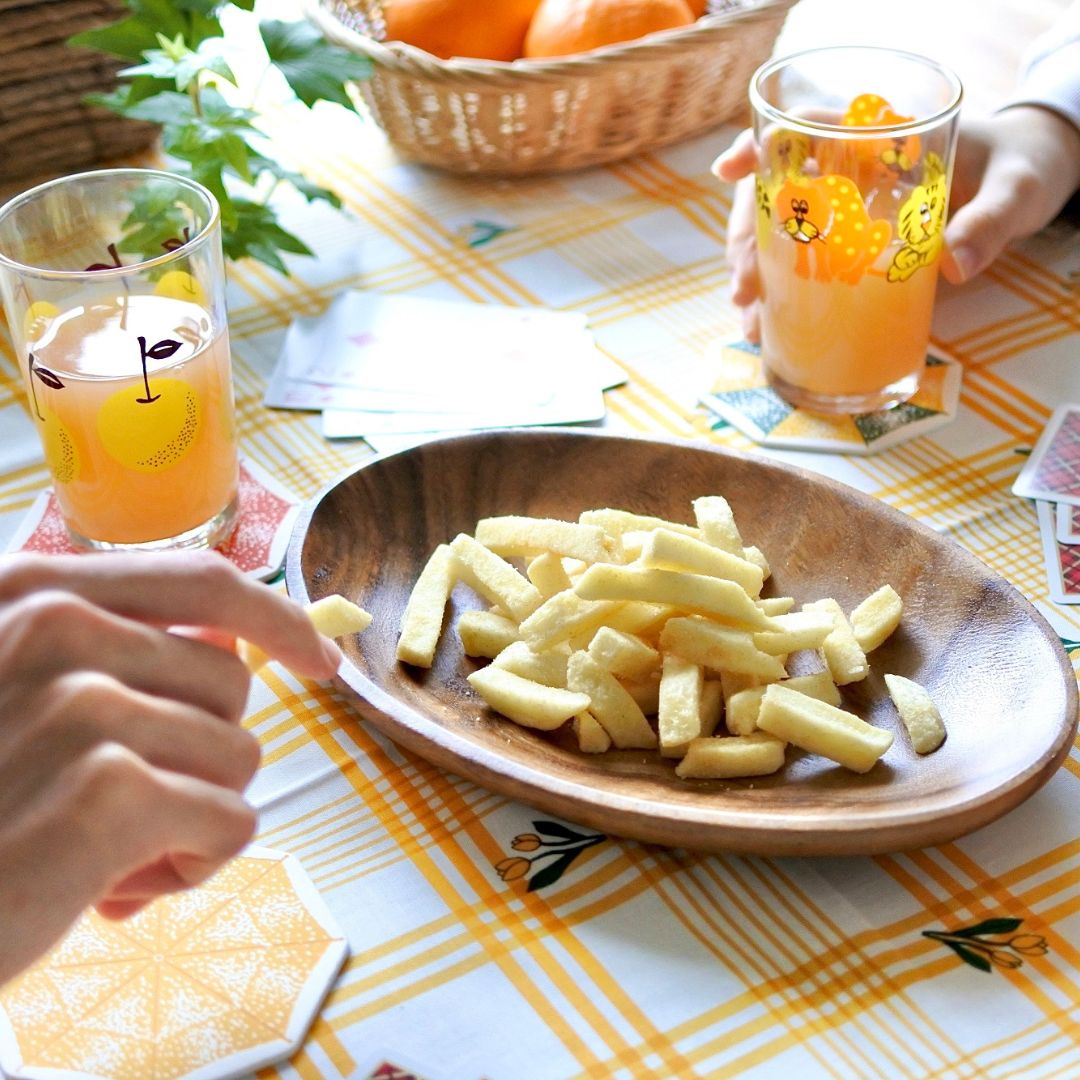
[306,0,797,175]
[0,0,158,193]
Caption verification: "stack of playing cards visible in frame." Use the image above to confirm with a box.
[1013,405,1080,604]
[264,291,625,452]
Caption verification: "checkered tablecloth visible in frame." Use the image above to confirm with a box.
[2,87,1079,1079]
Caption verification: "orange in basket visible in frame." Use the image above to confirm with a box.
[383,0,542,60]
[523,0,695,58]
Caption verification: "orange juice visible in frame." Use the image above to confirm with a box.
[758,234,939,401]
[26,293,238,546]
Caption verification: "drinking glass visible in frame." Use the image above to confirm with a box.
[750,46,962,414]
[0,168,239,549]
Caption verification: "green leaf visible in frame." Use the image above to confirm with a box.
[121,37,235,92]
[69,16,165,60]
[259,19,371,109]
[248,154,342,207]
[113,175,200,262]
[946,942,993,973]
[221,200,313,274]
[534,821,589,842]
[123,91,196,127]
[951,918,1024,938]
[526,851,580,892]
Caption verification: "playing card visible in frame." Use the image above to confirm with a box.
[263,291,625,431]
[1013,405,1080,507]
[1037,499,1080,603]
[1056,500,1080,543]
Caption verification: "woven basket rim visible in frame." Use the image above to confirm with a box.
[307,0,799,82]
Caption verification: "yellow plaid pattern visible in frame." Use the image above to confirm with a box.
[1,96,1078,1079]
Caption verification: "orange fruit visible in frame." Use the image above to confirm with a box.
[383,0,542,61]
[687,0,708,15]
[523,0,695,58]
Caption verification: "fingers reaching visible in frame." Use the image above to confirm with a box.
[0,552,341,680]
[711,128,757,183]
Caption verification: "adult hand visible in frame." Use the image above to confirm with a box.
[711,106,1080,337]
[0,551,342,984]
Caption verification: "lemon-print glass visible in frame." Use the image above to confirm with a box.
[0,169,238,549]
[750,47,962,414]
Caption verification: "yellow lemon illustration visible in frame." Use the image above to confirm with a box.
[154,270,208,308]
[23,301,59,340]
[38,406,80,484]
[98,378,201,472]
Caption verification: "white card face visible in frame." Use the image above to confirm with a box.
[264,291,622,436]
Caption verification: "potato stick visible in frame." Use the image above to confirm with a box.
[753,610,835,656]
[580,507,702,541]
[467,666,589,731]
[574,711,612,753]
[884,673,946,753]
[658,655,705,757]
[639,528,764,596]
[526,551,574,599]
[803,597,869,685]
[742,545,770,579]
[757,684,892,773]
[458,609,520,658]
[476,515,615,563]
[675,733,786,779]
[700,679,724,738]
[620,672,661,716]
[397,543,455,667]
[691,495,744,555]
[241,594,372,673]
[603,601,673,640]
[660,616,787,680]
[449,532,543,622]
[618,530,651,561]
[567,651,658,749]
[719,669,763,710]
[519,588,625,651]
[784,671,842,707]
[757,596,795,616]
[492,640,570,687]
[726,672,840,735]
[587,626,660,679]
[850,584,904,653]
[574,564,775,630]
[725,687,768,736]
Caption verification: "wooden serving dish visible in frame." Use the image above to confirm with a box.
[286,429,1077,856]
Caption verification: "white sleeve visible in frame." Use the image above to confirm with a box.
[1006,1,1080,131]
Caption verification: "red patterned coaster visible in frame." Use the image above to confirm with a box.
[6,459,300,580]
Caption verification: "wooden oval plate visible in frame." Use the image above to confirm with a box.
[286,429,1077,856]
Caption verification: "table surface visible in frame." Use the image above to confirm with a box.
[1,2,1079,1078]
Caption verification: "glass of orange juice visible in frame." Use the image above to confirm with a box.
[749,47,962,414]
[0,168,238,550]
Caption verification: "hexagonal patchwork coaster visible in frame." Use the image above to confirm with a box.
[0,848,347,1080]
[701,340,962,455]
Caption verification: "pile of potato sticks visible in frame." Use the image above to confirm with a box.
[396,498,945,779]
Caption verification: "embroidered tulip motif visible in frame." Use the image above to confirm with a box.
[494,821,605,891]
[922,918,1049,973]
